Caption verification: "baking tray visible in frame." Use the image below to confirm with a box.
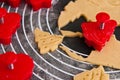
[1,0,120,80]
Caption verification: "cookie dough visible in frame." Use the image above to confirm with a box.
[58,0,120,28]
[60,35,120,69]
[74,66,109,80]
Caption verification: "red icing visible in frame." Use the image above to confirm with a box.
[0,52,34,80]
[81,12,117,51]
[26,0,52,11]
[0,8,21,45]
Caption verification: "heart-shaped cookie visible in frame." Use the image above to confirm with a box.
[81,12,117,51]
[26,0,51,11]
[0,8,21,45]
[0,52,34,80]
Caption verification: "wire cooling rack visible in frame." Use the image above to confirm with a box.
[1,0,120,80]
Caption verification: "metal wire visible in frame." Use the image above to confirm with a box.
[0,0,120,80]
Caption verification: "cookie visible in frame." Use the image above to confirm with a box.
[60,35,120,69]
[60,30,83,38]
[34,28,63,54]
[58,0,120,28]
[74,66,109,80]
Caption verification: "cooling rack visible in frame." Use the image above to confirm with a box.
[0,0,120,80]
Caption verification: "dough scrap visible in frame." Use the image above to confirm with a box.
[58,0,120,28]
[60,30,83,38]
[60,35,120,69]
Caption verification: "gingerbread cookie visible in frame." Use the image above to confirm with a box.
[74,66,109,80]
[60,35,120,69]
[58,0,120,28]
[60,30,83,38]
[34,28,63,54]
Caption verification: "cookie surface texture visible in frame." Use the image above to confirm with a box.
[34,28,63,54]
[74,66,109,80]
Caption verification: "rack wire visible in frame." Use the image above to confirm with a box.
[0,0,120,80]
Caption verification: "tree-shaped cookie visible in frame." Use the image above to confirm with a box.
[58,0,120,28]
[74,66,109,80]
[34,28,63,54]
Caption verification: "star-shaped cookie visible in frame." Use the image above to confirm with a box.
[58,0,120,28]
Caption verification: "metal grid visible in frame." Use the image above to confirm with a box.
[0,0,120,80]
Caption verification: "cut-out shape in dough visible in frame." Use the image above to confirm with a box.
[60,35,120,69]
[58,0,120,28]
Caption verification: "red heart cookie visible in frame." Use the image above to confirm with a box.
[0,8,21,45]
[0,0,21,7]
[0,52,34,80]
[26,0,52,11]
[81,12,117,51]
